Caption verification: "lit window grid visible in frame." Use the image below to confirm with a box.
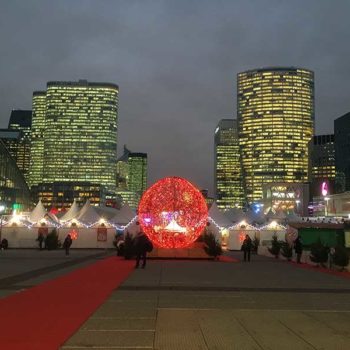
[127,156,147,194]
[237,68,314,204]
[29,83,119,193]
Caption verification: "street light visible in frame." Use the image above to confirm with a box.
[324,197,330,216]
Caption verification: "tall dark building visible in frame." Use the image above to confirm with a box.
[335,112,350,191]
[0,110,32,184]
[311,134,335,197]
[214,119,243,209]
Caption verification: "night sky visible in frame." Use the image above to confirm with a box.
[1,0,349,194]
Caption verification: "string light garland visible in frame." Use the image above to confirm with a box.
[138,176,208,248]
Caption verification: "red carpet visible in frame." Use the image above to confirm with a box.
[290,261,350,280]
[0,256,134,350]
[219,255,239,263]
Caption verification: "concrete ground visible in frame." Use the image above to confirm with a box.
[61,252,350,350]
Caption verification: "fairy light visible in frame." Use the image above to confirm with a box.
[138,177,208,248]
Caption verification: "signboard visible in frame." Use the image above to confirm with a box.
[97,227,107,242]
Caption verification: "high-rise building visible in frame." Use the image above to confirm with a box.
[29,80,119,194]
[116,146,148,209]
[0,110,32,183]
[127,152,147,194]
[30,91,47,188]
[335,112,350,191]
[214,119,243,209]
[0,140,30,211]
[237,67,314,205]
[311,134,335,197]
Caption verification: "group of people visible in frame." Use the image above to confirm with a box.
[241,234,303,263]
[36,232,72,255]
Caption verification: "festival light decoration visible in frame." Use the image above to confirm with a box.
[138,176,208,248]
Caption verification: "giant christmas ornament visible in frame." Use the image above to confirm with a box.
[138,176,208,248]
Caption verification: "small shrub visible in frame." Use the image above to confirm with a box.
[310,240,328,267]
[332,246,349,271]
[203,232,222,259]
[268,235,281,258]
[280,241,293,261]
[45,229,61,250]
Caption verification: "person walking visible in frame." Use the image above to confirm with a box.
[63,233,73,256]
[242,234,252,262]
[134,230,152,268]
[294,236,303,264]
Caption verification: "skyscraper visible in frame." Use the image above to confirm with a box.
[334,112,350,191]
[116,146,148,209]
[127,152,148,194]
[214,119,243,209]
[0,110,32,183]
[29,80,119,193]
[237,67,314,205]
[311,134,335,196]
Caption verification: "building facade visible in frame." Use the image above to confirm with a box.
[311,134,335,197]
[116,146,148,209]
[214,119,243,209]
[238,67,314,205]
[0,140,30,212]
[0,110,32,183]
[29,80,119,194]
[335,112,350,192]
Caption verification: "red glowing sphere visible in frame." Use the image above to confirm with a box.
[138,177,208,248]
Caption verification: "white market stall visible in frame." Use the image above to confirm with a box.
[227,221,259,250]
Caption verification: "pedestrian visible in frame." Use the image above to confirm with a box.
[37,232,44,250]
[134,230,153,269]
[241,234,252,262]
[63,233,73,256]
[294,236,303,264]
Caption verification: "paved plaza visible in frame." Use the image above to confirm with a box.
[2,250,350,349]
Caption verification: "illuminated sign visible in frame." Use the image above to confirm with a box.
[321,182,328,197]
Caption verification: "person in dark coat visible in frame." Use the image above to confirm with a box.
[294,236,303,264]
[37,232,44,250]
[63,234,73,256]
[134,231,152,268]
[242,234,252,262]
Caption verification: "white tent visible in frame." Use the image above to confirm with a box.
[75,200,101,225]
[224,208,246,223]
[29,200,47,223]
[208,203,232,228]
[60,199,80,222]
[119,203,136,222]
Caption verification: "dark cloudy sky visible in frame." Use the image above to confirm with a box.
[1,0,350,194]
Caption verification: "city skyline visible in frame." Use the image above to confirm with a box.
[1,1,350,194]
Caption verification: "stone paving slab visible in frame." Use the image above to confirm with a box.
[61,254,350,349]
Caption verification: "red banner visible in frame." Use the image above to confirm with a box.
[97,227,107,242]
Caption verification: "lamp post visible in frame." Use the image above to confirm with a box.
[324,197,330,216]
[0,204,6,246]
[295,200,300,215]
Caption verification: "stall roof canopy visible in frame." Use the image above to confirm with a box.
[29,200,47,223]
[76,200,101,225]
[208,203,232,227]
[60,199,80,222]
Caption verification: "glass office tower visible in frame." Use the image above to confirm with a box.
[127,152,148,194]
[29,80,119,193]
[237,67,314,204]
[214,119,243,209]
[29,92,46,187]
